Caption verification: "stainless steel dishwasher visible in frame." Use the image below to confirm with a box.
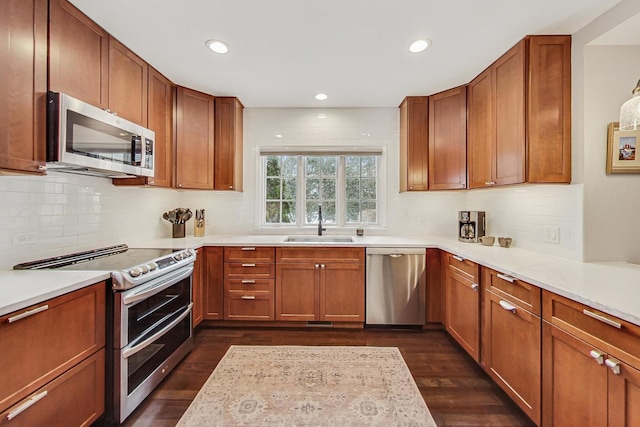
[365,247,426,326]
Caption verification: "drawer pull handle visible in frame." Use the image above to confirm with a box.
[241,280,256,284]
[8,305,49,323]
[605,357,621,375]
[241,247,256,251]
[241,263,256,267]
[241,295,256,300]
[7,390,48,420]
[496,273,515,283]
[583,309,622,329]
[498,300,517,313]
[590,350,605,365]
[452,255,464,262]
[471,283,479,292]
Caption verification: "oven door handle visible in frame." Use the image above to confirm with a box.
[122,265,194,305]
[122,302,193,359]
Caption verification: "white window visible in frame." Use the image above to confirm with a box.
[259,150,383,229]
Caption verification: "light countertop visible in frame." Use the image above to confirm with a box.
[2,234,639,327]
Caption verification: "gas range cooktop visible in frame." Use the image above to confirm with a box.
[13,244,196,290]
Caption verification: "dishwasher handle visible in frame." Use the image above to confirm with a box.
[366,247,427,256]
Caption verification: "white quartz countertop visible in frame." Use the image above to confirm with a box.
[2,234,639,327]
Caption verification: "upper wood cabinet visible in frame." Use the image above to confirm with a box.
[214,97,244,191]
[108,37,148,126]
[0,0,47,175]
[146,68,174,187]
[399,96,428,191]
[49,0,109,109]
[175,87,215,189]
[468,35,571,188]
[428,86,467,190]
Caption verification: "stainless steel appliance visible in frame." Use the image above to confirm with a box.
[47,92,155,178]
[365,247,426,326]
[458,210,486,243]
[14,244,195,424]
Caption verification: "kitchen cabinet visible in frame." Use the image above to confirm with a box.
[214,97,244,191]
[203,247,224,320]
[444,252,480,361]
[425,248,445,323]
[0,282,105,424]
[399,96,429,191]
[192,248,204,327]
[428,86,467,190]
[0,0,47,175]
[481,267,541,426]
[223,247,275,321]
[175,87,215,189]
[275,247,364,323]
[49,0,109,109]
[467,35,571,188]
[108,37,148,127]
[542,290,640,427]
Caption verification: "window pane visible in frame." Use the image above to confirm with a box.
[282,202,296,223]
[266,156,281,176]
[322,178,336,200]
[265,202,280,223]
[281,156,297,176]
[266,178,281,199]
[321,201,336,224]
[306,178,320,199]
[305,157,322,176]
[282,178,296,199]
[321,157,337,175]
[361,201,377,223]
[306,202,320,223]
[361,178,376,199]
[346,157,360,177]
[346,201,360,223]
[361,156,377,177]
[346,178,360,200]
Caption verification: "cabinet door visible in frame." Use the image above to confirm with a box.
[146,68,174,187]
[203,247,223,320]
[320,263,364,322]
[493,40,525,186]
[108,37,148,126]
[192,248,204,327]
[608,358,640,427]
[445,271,480,361]
[482,290,541,425]
[467,69,493,188]
[0,0,47,174]
[542,322,608,427]
[399,96,428,191]
[49,0,109,109]
[175,87,214,189]
[214,97,244,191]
[276,263,318,321]
[527,35,571,184]
[428,86,467,190]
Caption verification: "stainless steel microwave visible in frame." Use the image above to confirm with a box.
[46,92,155,178]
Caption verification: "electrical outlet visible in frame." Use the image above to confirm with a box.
[544,226,560,244]
[13,232,38,246]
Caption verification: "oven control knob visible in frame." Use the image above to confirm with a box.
[129,268,141,277]
[140,265,149,274]
[148,262,157,271]
[174,253,183,261]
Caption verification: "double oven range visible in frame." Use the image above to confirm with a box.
[14,244,196,424]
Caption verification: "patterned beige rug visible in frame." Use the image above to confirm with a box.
[177,345,437,426]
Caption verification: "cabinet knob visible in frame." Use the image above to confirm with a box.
[315,264,320,269]
[484,181,496,186]
[605,357,621,375]
[471,283,479,292]
[320,264,326,269]
[38,165,47,171]
[589,350,605,365]
[178,183,183,187]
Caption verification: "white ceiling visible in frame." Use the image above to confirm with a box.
[69,0,621,108]
[590,11,640,45]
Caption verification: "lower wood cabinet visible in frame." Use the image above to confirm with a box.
[444,252,480,361]
[192,248,204,327]
[203,246,224,320]
[0,282,105,424]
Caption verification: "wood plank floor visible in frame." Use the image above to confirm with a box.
[121,327,535,427]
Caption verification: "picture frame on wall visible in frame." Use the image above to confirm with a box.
[607,122,640,174]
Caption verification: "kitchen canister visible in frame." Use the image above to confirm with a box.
[194,209,205,237]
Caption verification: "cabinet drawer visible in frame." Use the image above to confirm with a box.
[224,246,275,263]
[224,294,274,321]
[482,267,541,315]
[542,290,640,367]
[445,252,479,283]
[276,247,364,263]
[0,348,104,427]
[225,279,274,294]
[224,263,275,278]
[0,282,105,412]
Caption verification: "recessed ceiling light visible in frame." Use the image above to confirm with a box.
[409,39,431,53]
[317,114,327,119]
[315,93,328,101]
[205,39,229,54]
[274,133,283,139]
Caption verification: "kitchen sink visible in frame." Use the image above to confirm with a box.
[284,236,354,243]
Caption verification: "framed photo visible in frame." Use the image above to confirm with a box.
[607,122,640,174]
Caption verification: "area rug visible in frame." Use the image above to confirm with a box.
[177,345,437,427]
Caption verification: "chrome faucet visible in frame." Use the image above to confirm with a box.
[318,204,326,236]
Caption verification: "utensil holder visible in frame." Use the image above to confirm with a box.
[194,220,205,237]
[172,223,185,238]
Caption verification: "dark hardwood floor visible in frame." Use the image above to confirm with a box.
[121,326,535,427]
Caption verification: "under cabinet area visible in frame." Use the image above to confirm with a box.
[0,282,106,425]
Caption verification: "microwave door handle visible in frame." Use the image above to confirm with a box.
[121,303,193,359]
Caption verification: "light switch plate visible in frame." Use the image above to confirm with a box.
[544,226,560,243]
